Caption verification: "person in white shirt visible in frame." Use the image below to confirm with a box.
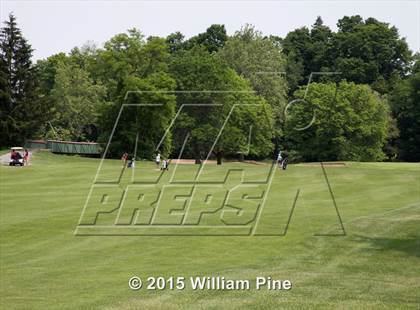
[277,150,283,168]
[128,157,135,168]
[155,153,161,168]
[161,159,169,171]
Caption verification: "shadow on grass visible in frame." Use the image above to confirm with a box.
[354,235,420,258]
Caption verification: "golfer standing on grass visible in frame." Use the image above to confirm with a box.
[121,152,128,165]
[23,149,29,166]
[277,150,283,168]
[161,159,169,171]
[155,152,161,168]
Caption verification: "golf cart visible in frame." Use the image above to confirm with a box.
[9,147,24,166]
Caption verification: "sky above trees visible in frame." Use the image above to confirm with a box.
[1,0,419,60]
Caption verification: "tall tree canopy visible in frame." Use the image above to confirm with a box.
[96,30,176,158]
[0,14,47,147]
[332,16,411,91]
[166,24,228,54]
[185,24,228,53]
[47,61,106,141]
[286,81,389,161]
[169,46,274,163]
[281,17,334,91]
[89,29,170,102]
[389,57,420,161]
[282,16,412,94]
[103,72,177,159]
[218,25,288,145]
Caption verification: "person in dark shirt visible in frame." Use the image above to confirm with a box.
[281,151,289,170]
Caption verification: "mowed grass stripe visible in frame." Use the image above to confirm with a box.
[1,152,419,309]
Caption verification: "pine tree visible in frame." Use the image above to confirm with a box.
[0,13,45,147]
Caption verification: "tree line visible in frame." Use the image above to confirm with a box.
[1,14,419,162]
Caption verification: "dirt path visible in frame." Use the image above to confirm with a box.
[169,159,267,165]
[0,152,11,165]
[170,159,216,165]
[297,162,347,167]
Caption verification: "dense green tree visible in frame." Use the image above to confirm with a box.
[281,26,311,93]
[178,24,228,53]
[286,81,389,161]
[282,17,334,92]
[283,52,305,96]
[91,29,170,101]
[389,57,420,161]
[46,62,106,141]
[0,55,9,120]
[310,17,334,72]
[169,46,274,163]
[94,31,175,157]
[0,14,47,147]
[69,41,98,71]
[218,25,288,146]
[100,72,177,158]
[332,16,411,91]
[166,32,185,53]
[282,16,412,95]
[89,29,145,100]
[36,45,97,98]
[36,48,103,140]
[36,53,68,96]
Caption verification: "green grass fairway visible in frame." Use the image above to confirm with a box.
[1,151,419,309]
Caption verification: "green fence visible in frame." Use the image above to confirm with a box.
[25,139,101,155]
[49,140,101,155]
